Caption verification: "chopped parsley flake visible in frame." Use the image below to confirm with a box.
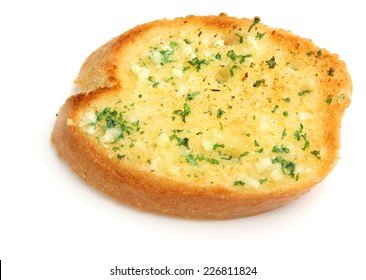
[272,145,290,154]
[326,95,333,104]
[185,153,220,166]
[94,107,138,141]
[255,148,264,153]
[234,180,246,186]
[337,93,346,102]
[294,124,304,141]
[294,124,310,150]
[170,41,179,48]
[215,52,222,60]
[253,79,265,87]
[205,157,220,165]
[117,154,125,160]
[272,156,296,179]
[228,65,240,77]
[281,128,287,140]
[298,89,312,96]
[217,108,226,119]
[213,143,225,150]
[235,33,244,44]
[177,138,189,149]
[131,120,140,132]
[148,76,159,88]
[238,151,249,160]
[266,56,276,69]
[173,103,191,123]
[311,150,321,159]
[259,178,268,184]
[226,50,252,64]
[182,66,190,72]
[328,67,335,76]
[248,17,261,32]
[186,91,200,101]
[156,42,179,65]
[96,107,111,121]
[170,130,190,149]
[185,154,198,166]
[219,154,233,160]
[272,104,279,113]
[256,32,266,39]
[188,56,209,71]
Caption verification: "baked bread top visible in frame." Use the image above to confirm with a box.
[52,14,352,219]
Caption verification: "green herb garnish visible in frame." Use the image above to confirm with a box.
[298,89,312,96]
[294,124,310,150]
[185,153,222,167]
[259,178,268,184]
[217,108,226,119]
[281,128,287,140]
[272,105,279,113]
[266,56,276,69]
[226,50,252,64]
[173,103,191,123]
[234,180,246,186]
[213,143,225,150]
[255,32,266,39]
[326,95,333,104]
[148,76,159,88]
[185,154,198,166]
[253,79,265,87]
[272,156,296,178]
[238,151,249,160]
[272,145,290,154]
[311,150,321,159]
[235,33,244,44]
[186,91,200,101]
[117,154,125,160]
[215,53,222,60]
[188,57,209,71]
[96,107,111,121]
[248,17,261,32]
[255,148,264,153]
[170,130,190,149]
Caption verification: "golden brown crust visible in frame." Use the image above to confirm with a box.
[53,14,352,219]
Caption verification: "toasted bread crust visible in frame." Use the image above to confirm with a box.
[53,14,352,219]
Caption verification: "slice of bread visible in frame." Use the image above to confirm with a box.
[52,14,352,219]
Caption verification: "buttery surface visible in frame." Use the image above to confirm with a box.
[53,14,352,218]
[77,16,350,191]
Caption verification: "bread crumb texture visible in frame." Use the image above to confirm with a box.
[54,14,352,219]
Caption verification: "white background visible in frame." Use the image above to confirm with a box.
[1,1,365,279]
